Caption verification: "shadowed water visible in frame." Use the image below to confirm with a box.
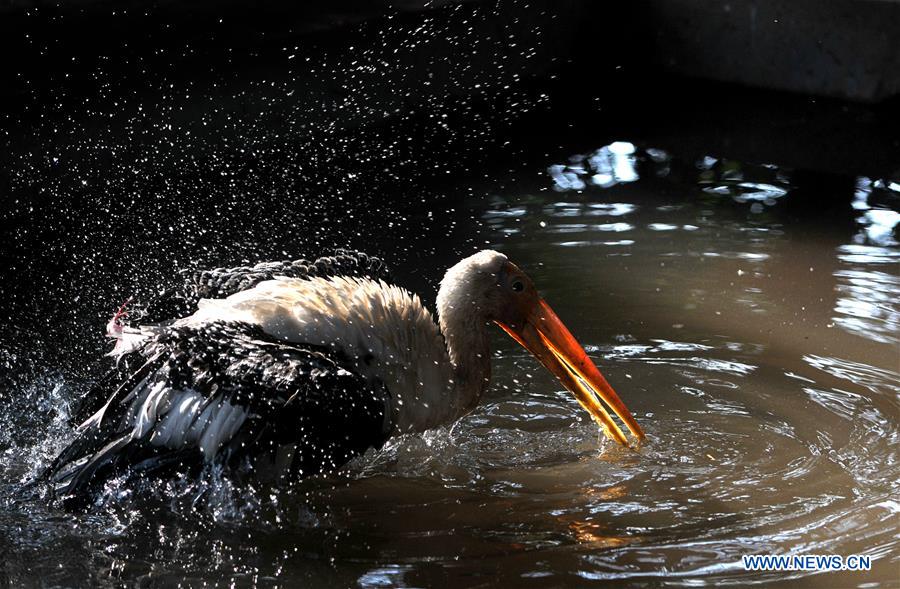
[1,143,899,588]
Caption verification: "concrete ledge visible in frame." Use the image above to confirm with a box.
[645,0,900,102]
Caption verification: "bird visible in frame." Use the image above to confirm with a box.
[45,249,644,501]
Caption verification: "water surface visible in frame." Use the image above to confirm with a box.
[2,143,899,588]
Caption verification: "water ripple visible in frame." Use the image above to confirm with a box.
[833,269,900,345]
[803,354,900,395]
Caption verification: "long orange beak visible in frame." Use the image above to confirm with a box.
[496,299,644,447]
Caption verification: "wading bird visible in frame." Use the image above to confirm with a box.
[46,250,643,500]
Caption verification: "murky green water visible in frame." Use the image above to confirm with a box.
[2,142,898,587]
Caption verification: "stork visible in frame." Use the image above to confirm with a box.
[46,250,644,500]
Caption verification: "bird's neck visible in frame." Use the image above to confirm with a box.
[436,284,492,416]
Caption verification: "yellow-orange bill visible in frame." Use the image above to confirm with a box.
[496,298,644,447]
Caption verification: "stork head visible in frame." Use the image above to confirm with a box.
[439,250,644,447]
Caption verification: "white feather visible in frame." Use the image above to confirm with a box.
[151,389,204,448]
[133,380,168,438]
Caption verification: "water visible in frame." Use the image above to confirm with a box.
[1,138,898,587]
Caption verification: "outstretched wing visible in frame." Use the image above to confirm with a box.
[47,321,392,502]
[133,249,392,325]
[91,249,391,415]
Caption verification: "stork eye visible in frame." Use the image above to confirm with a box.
[511,280,524,292]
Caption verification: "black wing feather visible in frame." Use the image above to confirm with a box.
[135,249,391,325]
[46,321,391,503]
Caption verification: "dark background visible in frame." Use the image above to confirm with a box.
[1,0,898,385]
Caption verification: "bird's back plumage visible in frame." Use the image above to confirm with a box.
[132,249,392,325]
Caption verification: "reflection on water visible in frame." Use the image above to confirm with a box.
[544,142,900,354]
[853,177,900,246]
[833,267,899,345]
[696,157,790,214]
[834,178,900,345]
[549,141,639,191]
[2,141,899,588]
